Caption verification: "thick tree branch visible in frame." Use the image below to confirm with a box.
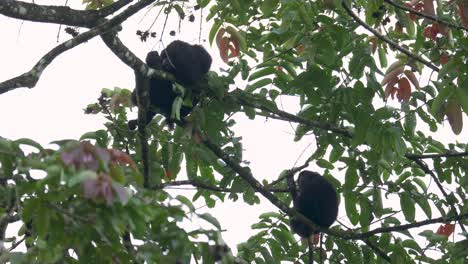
[153,180,289,193]
[199,132,335,237]
[342,1,439,72]
[100,32,176,82]
[99,32,177,188]
[363,238,391,262]
[405,151,468,159]
[230,89,353,138]
[349,213,468,239]
[200,130,468,241]
[0,0,132,27]
[383,0,468,32]
[0,0,157,94]
[230,89,468,168]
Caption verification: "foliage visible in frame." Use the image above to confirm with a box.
[0,0,467,263]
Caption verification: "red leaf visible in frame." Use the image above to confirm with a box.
[313,233,320,245]
[423,0,435,16]
[436,223,455,237]
[219,36,230,63]
[440,54,450,65]
[164,170,173,180]
[423,26,438,40]
[397,77,412,102]
[385,76,399,99]
[458,2,468,27]
[229,36,241,57]
[215,28,226,49]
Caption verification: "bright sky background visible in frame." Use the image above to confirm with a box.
[0,0,466,256]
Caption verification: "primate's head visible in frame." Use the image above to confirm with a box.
[297,170,322,190]
[145,51,162,68]
[159,40,212,85]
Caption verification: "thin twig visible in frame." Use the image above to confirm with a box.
[384,0,468,32]
[342,1,439,72]
[408,157,467,232]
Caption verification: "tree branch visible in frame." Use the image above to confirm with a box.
[383,0,468,32]
[341,1,439,72]
[407,157,467,233]
[230,89,353,138]
[0,0,132,27]
[348,213,468,239]
[199,131,335,237]
[200,130,468,241]
[153,180,289,193]
[0,0,157,94]
[405,151,468,159]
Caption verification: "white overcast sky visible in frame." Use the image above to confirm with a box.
[0,0,466,255]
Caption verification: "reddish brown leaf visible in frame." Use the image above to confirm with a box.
[229,35,241,57]
[385,76,399,99]
[219,36,230,63]
[295,44,306,54]
[424,26,438,40]
[381,66,404,86]
[192,131,202,144]
[440,54,450,65]
[404,70,420,90]
[395,22,403,33]
[436,223,455,237]
[458,1,468,27]
[228,45,237,58]
[215,28,226,49]
[164,170,173,180]
[423,0,435,16]
[397,77,412,102]
[313,233,320,245]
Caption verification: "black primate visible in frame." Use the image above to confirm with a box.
[290,170,338,238]
[130,40,212,129]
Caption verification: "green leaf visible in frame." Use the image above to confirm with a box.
[455,87,468,114]
[68,170,97,187]
[430,85,453,119]
[34,204,50,238]
[317,159,334,170]
[245,78,273,93]
[15,138,44,152]
[404,112,416,135]
[197,0,211,8]
[344,191,359,225]
[248,67,276,82]
[378,46,387,68]
[400,193,415,222]
[329,144,344,163]
[260,0,279,16]
[199,213,221,229]
[176,195,195,212]
[259,247,275,263]
[415,196,432,219]
[344,164,358,190]
[208,20,222,46]
[359,197,372,228]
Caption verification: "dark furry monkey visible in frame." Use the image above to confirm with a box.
[290,170,338,238]
[129,40,212,129]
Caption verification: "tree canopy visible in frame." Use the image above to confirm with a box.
[0,0,467,263]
